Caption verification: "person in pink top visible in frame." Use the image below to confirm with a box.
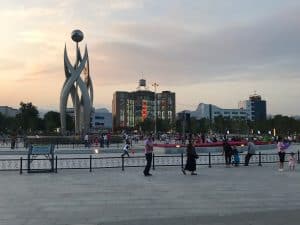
[143,134,154,176]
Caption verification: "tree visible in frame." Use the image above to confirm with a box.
[138,118,154,133]
[16,102,39,133]
[44,111,60,133]
[0,113,5,133]
[157,119,173,132]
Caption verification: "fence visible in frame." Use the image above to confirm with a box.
[0,138,123,149]
[0,151,297,174]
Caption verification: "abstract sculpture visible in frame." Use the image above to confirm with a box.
[60,30,93,135]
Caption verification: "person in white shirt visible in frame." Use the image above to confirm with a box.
[121,139,130,157]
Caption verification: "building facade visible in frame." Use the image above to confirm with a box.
[112,79,176,131]
[190,103,250,121]
[190,94,267,122]
[156,91,176,121]
[0,106,18,117]
[238,94,267,121]
[91,108,112,130]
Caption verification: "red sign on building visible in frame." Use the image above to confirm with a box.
[142,100,147,121]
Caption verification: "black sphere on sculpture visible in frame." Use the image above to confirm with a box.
[71,30,84,42]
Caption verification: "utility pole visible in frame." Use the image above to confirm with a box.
[152,82,159,135]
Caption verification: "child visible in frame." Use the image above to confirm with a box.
[121,139,130,157]
[232,145,240,167]
[289,152,296,171]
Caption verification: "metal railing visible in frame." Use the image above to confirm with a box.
[0,139,124,149]
[0,151,293,174]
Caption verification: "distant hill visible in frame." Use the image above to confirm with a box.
[292,116,300,120]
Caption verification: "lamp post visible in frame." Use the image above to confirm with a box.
[152,82,159,135]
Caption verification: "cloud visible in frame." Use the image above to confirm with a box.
[108,0,144,10]
[89,6,300,86]
[0,58,24,71]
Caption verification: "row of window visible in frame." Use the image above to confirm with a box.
[214,111,247,115]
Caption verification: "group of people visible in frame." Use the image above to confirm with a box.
[223,137,296,171]
[222,138,255,167]
[277,137,296,171]
[84,133,111,148]
[139,134,297,177]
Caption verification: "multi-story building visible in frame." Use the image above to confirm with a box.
[190,94,267,122]
[157,91,176,121]
[112,79,176,131]
[238,94,267,121]
[190,103,250,121]
[0,106,18,117]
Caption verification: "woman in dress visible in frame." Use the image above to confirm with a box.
[182,138,199,175]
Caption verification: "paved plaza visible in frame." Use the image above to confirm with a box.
[0,165,299,225]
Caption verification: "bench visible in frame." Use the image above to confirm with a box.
[27,145,55,173]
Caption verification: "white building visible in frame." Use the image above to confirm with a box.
[0,106,18,117]
[190,103,251,121]
[66,107,112,131]
[91,108,112,130]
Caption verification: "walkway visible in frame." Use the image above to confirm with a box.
[0,165,299,224]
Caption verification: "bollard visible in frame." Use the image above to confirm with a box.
[208,152,212,168]
[121,155,124,171]
[19,157,23,174]
[258,152,262,166]
[89,155,92,172]
[55,156,58,173]
[152,153,155,170]
[181,153,184,169]
[298,151,300,164]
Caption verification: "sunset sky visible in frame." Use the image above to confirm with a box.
[1,0,300,115]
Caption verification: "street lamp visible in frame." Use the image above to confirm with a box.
[152,82,159,134]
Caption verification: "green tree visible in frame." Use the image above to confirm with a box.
[44,111,60,132]
[199,118,210,134]
[0,113,5,133]
[157,119,173,132]
[138,118,154,133]
[16,102,39,133]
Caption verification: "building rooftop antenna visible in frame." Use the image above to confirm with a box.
[136,75,149,91]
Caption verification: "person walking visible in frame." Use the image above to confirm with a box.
[182,138,198,175]
[143,134,154,176]
[84,133,89,148]
[244,138,256,166]
[121,139,130,157]
[222,139,232,167]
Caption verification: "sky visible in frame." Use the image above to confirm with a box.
[1,0,300,116]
